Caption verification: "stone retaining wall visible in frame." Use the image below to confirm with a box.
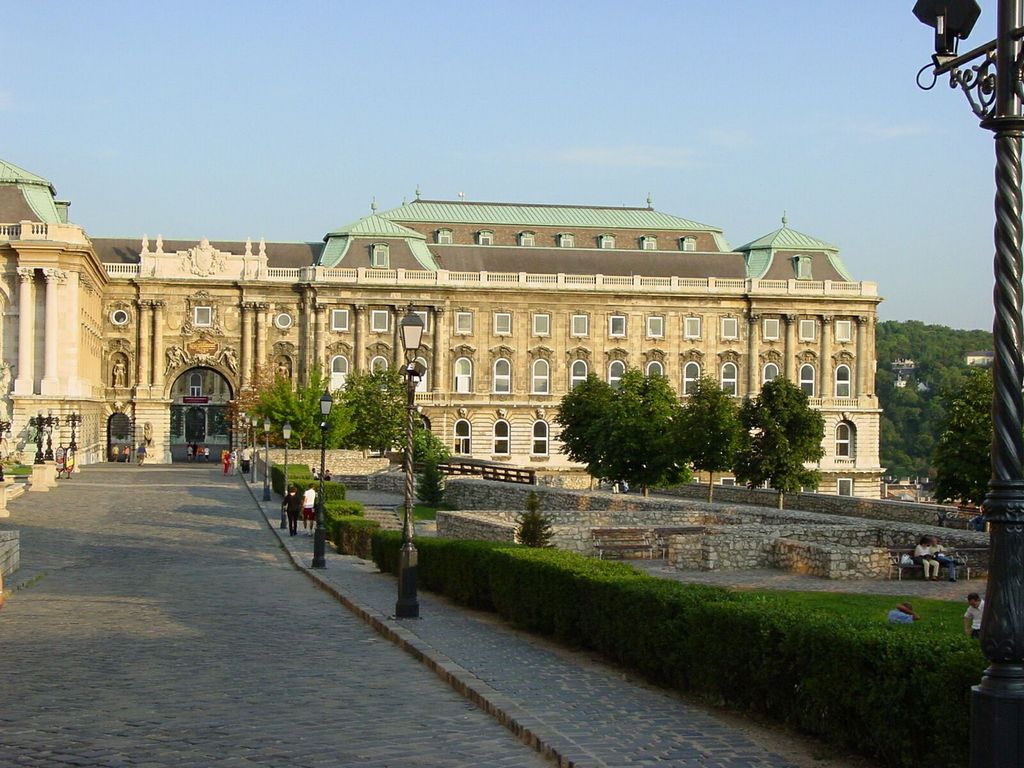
[0,530,19,575]
[264,449,390,476]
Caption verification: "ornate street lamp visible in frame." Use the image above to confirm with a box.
[312,391,332,569]
[262,416,271,501]
[916,3,1024,764]
[280,421,292,530]
[29,413,44,465]
[43,410,59,462]
[396,307,425,619]
[247,412,256,483]
[0,418,11,482]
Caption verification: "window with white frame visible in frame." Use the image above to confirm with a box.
[641,236,657,250]
[532,421,549,455]
[721,362,738,395]
[414,310,429,332]
[762,318,780,340]
[835,319,853,342]
[794,255,813,279]
[684,316,702,339]
[331,309,349,332]
[646,316,664,338]
[194,306,212,327]
[837,478,854,496]
[455,311,473,334]
[609,315,626,337]
[454,357,473,393]
[599,234,615,249]
[414,356,428,392]
[835,365,852,398]
[494,312,512,335]
[330,355,349,391]
[493,358,511,394]
[436,228,453,244]
[454,420,472,455]
[477,230,494,246]
[680,236,697,251]
[189,372,202,397]
[799,319,817,341]
[532,359,550,394]
[571,314,589,337]
[558,233,575,248]
[533,314,550,336]
[371,310,390,333]
[371,243,390,268]
[836,422,854,458]
[646,360,664,377]
[799,364,816,396]
[608,360,625,389]
[371,356,389,372]
[570,360,588,388]
[721,317,738,340]
[493,420,510,455]
[683,362,701,395]
[763,362,780,384]
[720,477,736,486]
[518,231,535,246]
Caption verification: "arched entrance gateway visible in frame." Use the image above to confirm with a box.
[107,412,133,462]
[169,367,233,461]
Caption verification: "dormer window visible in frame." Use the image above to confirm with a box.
[558,233,575,248]
[477,230,494,246]
[793,255,813,280]
[641,236,657,251]
[680,236,697,251]
[518,231,536,247]
[436,228,453,244]
[599,234,616,249]
[371,243,390,268]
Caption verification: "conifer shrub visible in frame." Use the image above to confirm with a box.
[416,460,445,506]
[515,491,553,547]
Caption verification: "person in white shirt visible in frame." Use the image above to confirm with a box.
[301,486,317,534]
[964,593,984,638]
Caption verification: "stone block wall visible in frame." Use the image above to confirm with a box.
[265,449,390,476]
[0,530,19,575]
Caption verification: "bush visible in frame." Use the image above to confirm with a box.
[416,461,445,506]
[328,516,379,559]
[271,464,314,495]
[323,499,364,518]
[515,491,553,547]
[321,480,347,501]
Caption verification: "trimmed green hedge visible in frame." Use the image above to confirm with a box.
[324,499,363,518]
[370,531,983,768]
[321,480,347,501]
[328,516,380,559]
[271,464,314,495]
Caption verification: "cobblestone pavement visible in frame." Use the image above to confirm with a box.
[0,466,554,768]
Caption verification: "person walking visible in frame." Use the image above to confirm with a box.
[136,443,146,466]
[221,450,231,476]
[229,449,238,474]
[964,593,984,638]
[186,443,194,462]
[284,484,303,536]
[301,484,317,534]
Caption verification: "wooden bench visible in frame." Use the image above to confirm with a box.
[592,527,656,560]
[888,550,972,581]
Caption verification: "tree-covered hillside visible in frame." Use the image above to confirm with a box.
[875,320,992,479]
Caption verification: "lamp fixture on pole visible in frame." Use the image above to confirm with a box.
[312,391,332,569]
[280,421,292,530]
[262,416,271,501]
[396,306,425,619]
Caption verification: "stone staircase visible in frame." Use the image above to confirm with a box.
[363,505,402,531]
[335,474,370,490]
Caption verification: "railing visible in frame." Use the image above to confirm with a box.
[0,220,90,245]
[436,460,537,485]
[106,263,141,276]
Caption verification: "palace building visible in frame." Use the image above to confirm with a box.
[0,159,884,496]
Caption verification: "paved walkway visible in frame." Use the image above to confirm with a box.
[0,465,883,767]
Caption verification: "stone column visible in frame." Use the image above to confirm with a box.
[856,316,870,398]
[353,305,366,372]
[746,313,759,397]
[64,271,82,395]
[299,289,310,386]
[14,268,35,396]
[432,307,445,392]
[40,269,65,396]
[152,301,165,391]
[255,302,268,379]
[134,298,151,394]
[240,302,253,388]
[783,314,797,382]
[819,315,832,399]
[392,305,403,368]
[314,303,326,374]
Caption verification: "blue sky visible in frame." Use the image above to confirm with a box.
[0,1,1003,330]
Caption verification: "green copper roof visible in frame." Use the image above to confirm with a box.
[0,159,56,193]
[323,213,426,241]
[736,216,838,253]
[380,199,721,233]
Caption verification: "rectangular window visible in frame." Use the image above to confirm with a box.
[415,310,429,333]
[721,317,738,340]
[646,316,664,338]
[642,236,657,250]
[519,232,535,246]
[684,316,701,339]
[762,318,780,340]
[533,314,550,336]
[455,311,473,334]
[571,314,589,336]
[371,310,390,333]
[609,315,626,337]
[559,233,575,248]
[331,309,349,332]
[799,319,816,341]
[795,256,813,279]
[371,244,389,268]
[194,306,212,327]
[720,477,736,486]
[837,478,854,497]
[478,231,494,246]
[436,229,453,244]
[835,319,852,342]
[682,237,697,252]
[494,312,512,335]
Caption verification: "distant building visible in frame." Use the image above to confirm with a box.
[966,350,994,367]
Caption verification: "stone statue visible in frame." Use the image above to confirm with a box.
[165,345,187,376]
[219,347,239,374]
[112,360,126,388]
[277,359,291,379]
[143,421,153,446]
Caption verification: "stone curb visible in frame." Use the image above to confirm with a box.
[240,477,579,768]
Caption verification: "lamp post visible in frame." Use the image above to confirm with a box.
[66,412,80,478]
[0,418,11,482]
[262,417,271,501]
[312,391,332,569]
[280,421,292,529]
[30,413,44,464]
[916,3,1024,765]
[43,410,59,462]
[396,307,424,619]
[247,412,256,483]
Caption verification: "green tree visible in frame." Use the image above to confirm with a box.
[555,374,616,476]
[253,365,351,449]
[933,367,992,505]
[342,368,406,455]
[734,377,825,509]
[516,491,553,547]
[416,460,446,506]
[413,425,450,465]
[676,376,742,502]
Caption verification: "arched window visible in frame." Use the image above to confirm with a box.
[608,360,625,389]
[493,358,511,394]
[189,372,203,397]
[532,359,550,394]
[683,362,701,395]
[570,360,588,388]
[330,355,349,391]
[835,364,852,398]
[370,356,389,372]
[763,362,779,384]
[799,364,816,396]
[836,421,855,458]
[646,360,664,377]
[721,362,738,395]
[454,357,473,393]
[493,420,510,455]
[454,419,472,455]
[532,421,549,455]
[415,356,429,393]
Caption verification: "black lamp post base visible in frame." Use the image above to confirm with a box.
[312,526,326,569]
[396,541,419,618]
[279,512,287,530]
[971,664,1024,768]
